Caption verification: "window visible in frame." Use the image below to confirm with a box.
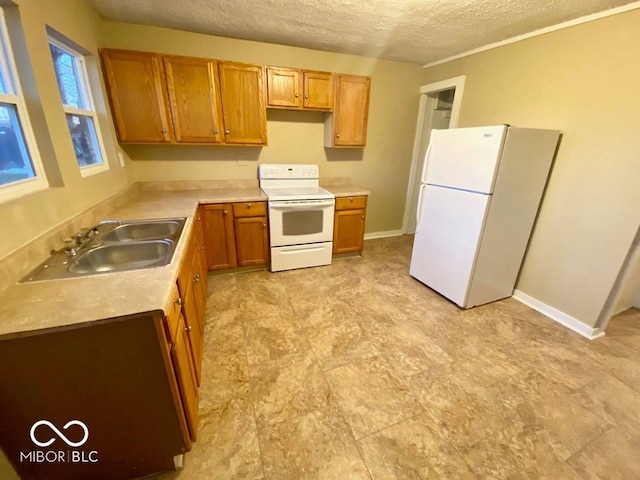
[48,36,107,176]
[0,9,47,202]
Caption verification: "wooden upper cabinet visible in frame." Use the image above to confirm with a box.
[266,67,333,111]
[100,49,173,143]
[325,74,371,147]
[163,55,225,144]
[303,71,333,110]
[218,62,268,145]
[266,67,301,108]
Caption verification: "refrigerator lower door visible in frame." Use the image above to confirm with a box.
[410,185,490,307]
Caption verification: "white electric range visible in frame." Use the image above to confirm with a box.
[258,164,335,272]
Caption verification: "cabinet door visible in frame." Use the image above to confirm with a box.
[190,243,207,331]
[100,49,173,143]
[202,204,237,270]
[234,216,269,267]
[164,55,225,143]
[181,280,204,385]
[266,67,301,108]
[327,74,371,147]
[194,208,208,291]
[171,313,199,441]
[333,209,366,254]
[303,71,333,110]
[218,62,267,145]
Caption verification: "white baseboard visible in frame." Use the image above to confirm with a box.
[364,229,404,240]
[513,290,605,340]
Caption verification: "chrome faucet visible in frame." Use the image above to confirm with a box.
[51,220,121,256]
[50,238,80,257]
[76,220,121,244]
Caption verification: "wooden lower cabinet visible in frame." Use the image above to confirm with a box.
[202,201,269,270]
[202,203,237,270]
[333,195,368,254]
[0,215,210,479]
[233,201,269,267]
[176,218,208,385]
[234,216,269,266]
[166,285,199,441]
[0,313,191,480]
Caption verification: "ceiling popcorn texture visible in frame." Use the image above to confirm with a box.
[86,0,637,64]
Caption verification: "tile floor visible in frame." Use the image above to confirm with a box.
[158,236,640,479]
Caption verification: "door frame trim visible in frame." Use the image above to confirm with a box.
[402,75,466,234]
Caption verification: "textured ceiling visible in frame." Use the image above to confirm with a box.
[85,0,637,65]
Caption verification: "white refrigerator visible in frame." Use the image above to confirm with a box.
[409,125,560,308]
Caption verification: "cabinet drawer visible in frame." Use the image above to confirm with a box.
[233,201,267,217]
[165,283,182,344]
[335,196,367,211]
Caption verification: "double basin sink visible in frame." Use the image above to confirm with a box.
[22,218,187,282]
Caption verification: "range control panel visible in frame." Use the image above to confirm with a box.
[258,164,319,180]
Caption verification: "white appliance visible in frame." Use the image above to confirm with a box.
[259,164,335,272]
[410,125,561,308]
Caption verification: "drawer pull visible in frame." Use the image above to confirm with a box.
[185,325,192,332]
[174,297,182,306]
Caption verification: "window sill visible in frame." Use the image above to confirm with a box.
[0,176,48,204]
[79,162,110,178]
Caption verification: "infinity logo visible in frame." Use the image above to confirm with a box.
[30,420,89,448]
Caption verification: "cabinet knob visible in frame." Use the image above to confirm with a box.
[247,203,252,208]
[214,129,219,134]
[225,130,230,135]
[199,245,204,251]
[161,128,167,134]
[196,215,201,221]
[362,215,365,219]
[349,197,354,202]
[223,209,228,215]
[294,93,299,98]
[185,325,192,332]
[304,94,309,99]
[194,274,200,283]
[262,223,266,228]
[336,134,340,138]
[174,297,182,306]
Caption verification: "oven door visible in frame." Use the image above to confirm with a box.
[268,199,335,247]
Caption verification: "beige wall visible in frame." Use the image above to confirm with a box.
[100,22,425,235]
[421,9,640,328]
[0,0,131,261]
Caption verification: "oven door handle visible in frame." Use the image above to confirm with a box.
[270,200,335,209]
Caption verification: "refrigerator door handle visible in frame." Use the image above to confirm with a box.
[420,140,434,184]
[415,184,427,233]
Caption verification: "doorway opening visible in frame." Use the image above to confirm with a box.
[403,76,465,233]
[597,225,640,331]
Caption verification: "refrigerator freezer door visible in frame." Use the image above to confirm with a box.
[423,125,507,194]
[410,185,491,307]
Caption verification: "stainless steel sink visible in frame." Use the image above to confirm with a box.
[20,217,187,282]
[68,240,174,274]
[101,219,183,243]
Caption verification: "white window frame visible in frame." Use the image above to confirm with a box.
[0,9,47,203]
[48,36,109,178]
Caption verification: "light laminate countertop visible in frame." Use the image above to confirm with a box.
[0,185,368,337]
